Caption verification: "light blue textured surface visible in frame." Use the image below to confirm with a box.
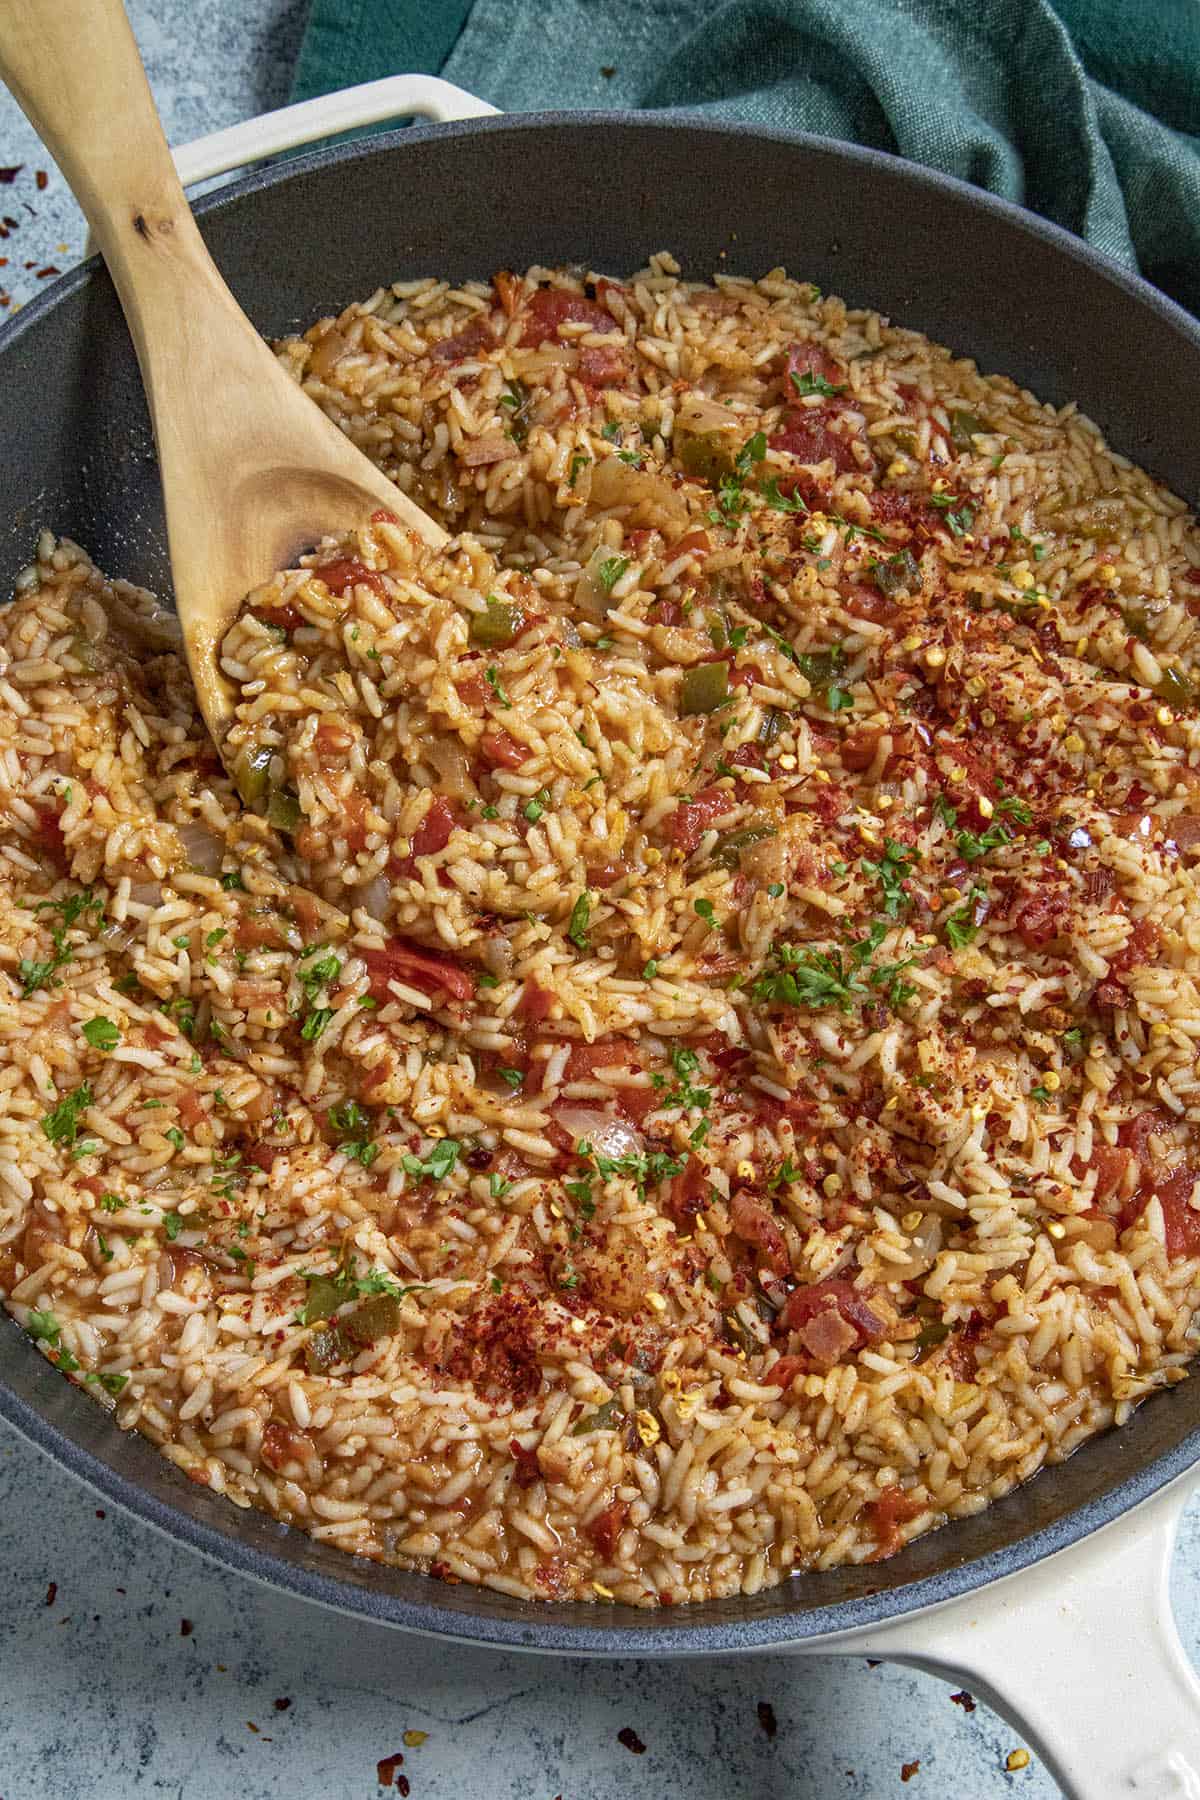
[0,6,1198,1794]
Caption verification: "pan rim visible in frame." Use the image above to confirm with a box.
[1,106,1199,1652]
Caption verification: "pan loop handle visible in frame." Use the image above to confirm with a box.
[837,1478,1200,1799]
[171,76,501,190]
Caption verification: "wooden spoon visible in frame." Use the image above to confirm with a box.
[0,0,448,746]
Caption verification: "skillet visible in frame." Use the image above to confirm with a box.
[2,102,1200,1794]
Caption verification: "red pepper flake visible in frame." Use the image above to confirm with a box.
[36,266,60,278]
[274,1697,292,1711]
[617,1727,647,1755]
[36,170,47,190]
[247,1721,259,1734]
[95,1508,105,1519]
[377,1752,405,1787]
[45,1581,57,1607]
[901,1761,921,1782]
[0,168,21,184]
[756,1700,778,1738]
[950,1689,977,1713]
[4,216,19,228]
[180,1619,193,1637]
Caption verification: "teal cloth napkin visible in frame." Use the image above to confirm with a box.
[292,0,1200,316]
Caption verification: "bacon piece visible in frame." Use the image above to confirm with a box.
[255,601,304,632]
[243,1141,279,1175]
[313,556,388,599]
[671,529,710,560]
[520,288,616,346]
[363,938,476,1004]
[780,1277,885,1347]
[671,787,730,855]
[729,1190,788,1273]
[1009,886,1072,948]
[429,315,495,363]
[667,1155,711,1227]
[479,730,528,770]
[841,581,899,626]
[509,1438,541,1487]
[795,1305,858,1367]
[586,858,627,889]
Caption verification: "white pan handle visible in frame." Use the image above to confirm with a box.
[172,75,500,189]
[844,1478,1200,1798]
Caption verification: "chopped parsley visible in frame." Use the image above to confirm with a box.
[329,1099,378,1167]
[485,665,512,709]
[489,1173,512,1199]
[568,451,590,486]
[929,492,975,537]
[955,823,1012,861]
[300,1007,334,1042]
[163,1211,184,1241]
[656,1044,710,1114]
[165,1126,185,1151]
[751,923,916,1012]
[99,1193,122,1212]
[790,368,844,399]
[220,870,247,891]
[693,898,717,930]
[767,1157,804,1191]
[943,887,988,949]
[40,1083,93,1148]
[760,476,808,514]
[995,793,1033,824]
[860,840,917,918]
[642,959,659,981]
[576,1141,686,1198]
[567,891,591,952]
[708,431,766,531]
[523,792,548,824]
[82,1016,120,1052]
[499,378,533,444]
[598,556,629,595]
[498,1067,524,1090]
[402,1138,462,1184]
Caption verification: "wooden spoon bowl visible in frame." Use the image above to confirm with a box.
[0,0,448,744]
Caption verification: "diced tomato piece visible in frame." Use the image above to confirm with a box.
[254,601,303,631]
[840,728,881,773]
[411,796,459,859]
[456,674,488,707]
[585,1498,628,1559]
[729,1190,788,1273]
[34,803,68,872]
[578,344,629,389]
[429,315,495,363]
[865,1485,924,1561]
[671,529,710,559]
[764,1354,805,1391]
[618,1084,659,1126]
[517,978,555,1022]
[176,1088,206,1129]
[563,1038,640,1081]
[520,288,616,347]
[363,938,476,1004]
[260,1420,316,1472]
[769,408,859,472]
[1158,1165,1200,1258]
[655,600,683,626]
[842,582,899,626]
[1090,1143,1134,1202]
[782,340,845,390]
[729,663,763,691]
[370,509,398,525]
[586,858,627,889]
[671,787,730,856]
[313,557,388,599]
[479,730,528,770]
